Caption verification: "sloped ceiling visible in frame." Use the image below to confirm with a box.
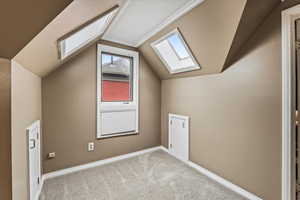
[13,0,281,79]
[14,0,123,77]
[103,0,205,47]
[223,0,280,71]
[138,0,282,80]
[0,0,73,59]
[138,0,247,80]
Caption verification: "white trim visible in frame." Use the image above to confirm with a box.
[96,44,139,138]
[281,5,300,200]
[168,113,190,162]
[103,0,134,46]
[135,0,205,47]
[160,146,263,200]
[43,146,161,180]
[151,28,200,74]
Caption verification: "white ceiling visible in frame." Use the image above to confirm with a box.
[103,0,205,47]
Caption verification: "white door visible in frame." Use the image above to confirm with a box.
[169,114,189,161]
[27,121,41,200]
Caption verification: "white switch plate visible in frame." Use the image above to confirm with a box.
[88,142,94,152]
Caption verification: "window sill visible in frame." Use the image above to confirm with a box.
[97,131,139,140]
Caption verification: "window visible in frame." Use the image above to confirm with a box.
[97,45,139,139]
[151,28,200,74]
[58,6,119,60]
[101,53,133,102]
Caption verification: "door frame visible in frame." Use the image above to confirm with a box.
[282,5,300,200]
[168,113,189,161]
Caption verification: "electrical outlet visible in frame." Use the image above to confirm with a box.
[48,152,56,159]
[88,142,94,152]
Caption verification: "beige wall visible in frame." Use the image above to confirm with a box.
[161,5,282,200]
[0,0,72,59]
[42,42,161,173]
[0,58,12,200]
[11,61,42,200]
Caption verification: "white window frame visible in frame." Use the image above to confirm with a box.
[151,28,200,74]
[97,44,139,139]
[58,5,119,60]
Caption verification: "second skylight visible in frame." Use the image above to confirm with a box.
[151,28,200,74]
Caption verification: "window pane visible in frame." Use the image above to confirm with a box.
[151,29,200,74]
[101,53,132,102]
[154,39,195,70]
[63,15,109,57]
[59,7,118,59]
[167,33,189,59]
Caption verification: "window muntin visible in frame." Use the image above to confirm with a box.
[58,6,118,60]
[151,28,200,74]
[101,53,133,102]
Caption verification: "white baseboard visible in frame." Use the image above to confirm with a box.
[159,146,263,200]
[43,146,161,180]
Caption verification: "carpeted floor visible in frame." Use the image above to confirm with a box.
[40,150,248,200]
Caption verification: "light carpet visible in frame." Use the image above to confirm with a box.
[40,150,248,200]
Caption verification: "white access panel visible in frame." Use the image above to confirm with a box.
[27,120,41,200]
[101,110,136,136]
[169,114,189,162]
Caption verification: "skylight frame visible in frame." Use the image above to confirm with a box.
[151,28,200,74]
[57,5,119,60]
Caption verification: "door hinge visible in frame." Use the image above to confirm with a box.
[182,122,185,128]
[170,144,172,148]
[297,182,300,192]
[296,42,300,50]
[170,120,172,125]
[37,177,40,184]
[296,110,299,126]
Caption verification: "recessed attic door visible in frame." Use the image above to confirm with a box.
[151,28,200,74]
[58,5,119,60]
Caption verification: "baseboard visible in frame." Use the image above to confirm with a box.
[43,146,161,180]
[159,146,263,200]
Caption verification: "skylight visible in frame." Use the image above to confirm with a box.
[151,28,200,74]
[58,6,119,60]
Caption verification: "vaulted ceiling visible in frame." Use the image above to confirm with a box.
[12,0,281,80]
[103,0,205,47]
[14,0,123,77]
[138,0,281,79]
[223,0,280,71]
[0,0,73,59]
[139,0,247,79]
